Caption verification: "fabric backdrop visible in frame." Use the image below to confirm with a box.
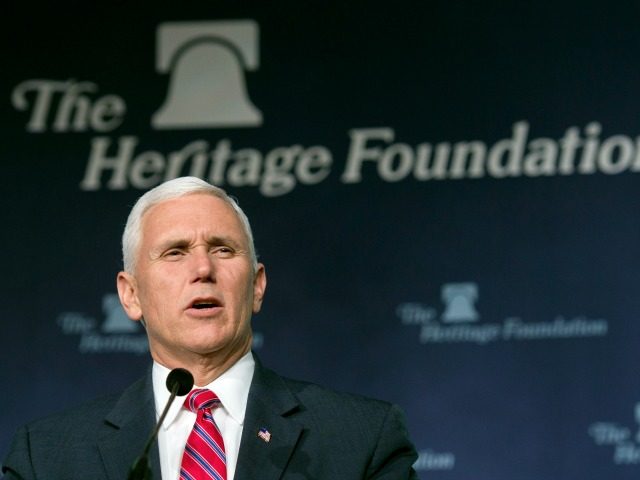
[2,2,640,478]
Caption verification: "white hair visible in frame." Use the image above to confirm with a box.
[122,177,257,273]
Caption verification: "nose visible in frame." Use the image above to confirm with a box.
[191,245,216,283]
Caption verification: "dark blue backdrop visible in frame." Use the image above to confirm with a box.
[3,2,640,478]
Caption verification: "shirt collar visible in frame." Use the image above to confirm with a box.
[152,351,255,430]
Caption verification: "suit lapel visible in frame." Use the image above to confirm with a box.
[235,360,303,480]
[97,373,160,480]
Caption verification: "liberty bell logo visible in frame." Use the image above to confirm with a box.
[101,293,138,333]
[152,20,263,129]
[441,283,479,323]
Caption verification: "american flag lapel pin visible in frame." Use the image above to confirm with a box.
[257,427,271,443]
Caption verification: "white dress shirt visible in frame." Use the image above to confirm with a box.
[152,351,255,480]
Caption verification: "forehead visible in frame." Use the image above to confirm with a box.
[141,193,246,242]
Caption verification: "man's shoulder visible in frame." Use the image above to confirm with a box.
[2,375,154,479]
[257,365,397,424]
[282,375,391,410]
[21,375,147,437]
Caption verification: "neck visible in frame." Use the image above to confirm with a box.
[152,338,252,386]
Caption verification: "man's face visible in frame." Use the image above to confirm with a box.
[117,193,266,367]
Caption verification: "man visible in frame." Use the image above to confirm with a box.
[3,177,418,479]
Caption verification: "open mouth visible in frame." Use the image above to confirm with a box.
[189,298,222,310]
[193,302,217,309]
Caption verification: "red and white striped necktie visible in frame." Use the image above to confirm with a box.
[180,389,227,480]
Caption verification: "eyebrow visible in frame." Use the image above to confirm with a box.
[205,235,243,249]
[155,235,244,252]
[155,238,190,252]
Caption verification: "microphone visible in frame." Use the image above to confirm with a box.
[128,368,194,480]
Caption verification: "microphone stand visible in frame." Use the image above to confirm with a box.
[127,381,180,480]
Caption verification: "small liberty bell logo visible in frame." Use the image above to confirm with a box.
[152,20,263,129]
[101,293,138,333]
[441,283,479,323]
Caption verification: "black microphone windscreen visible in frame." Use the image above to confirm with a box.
[166,368,194,396]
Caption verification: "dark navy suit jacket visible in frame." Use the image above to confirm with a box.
[2,360,418,479]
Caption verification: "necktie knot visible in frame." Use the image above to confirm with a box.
[184,388,221,412]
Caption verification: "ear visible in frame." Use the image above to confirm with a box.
[117,271,143,321]
[252,263,267,313]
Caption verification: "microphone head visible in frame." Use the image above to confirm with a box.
[166,368,194,396]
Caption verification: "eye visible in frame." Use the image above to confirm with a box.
[163,248,186,260]
[211,246,235,258]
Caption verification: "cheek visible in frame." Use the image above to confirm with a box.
[138,277,177,316]
[224,282,254,320]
